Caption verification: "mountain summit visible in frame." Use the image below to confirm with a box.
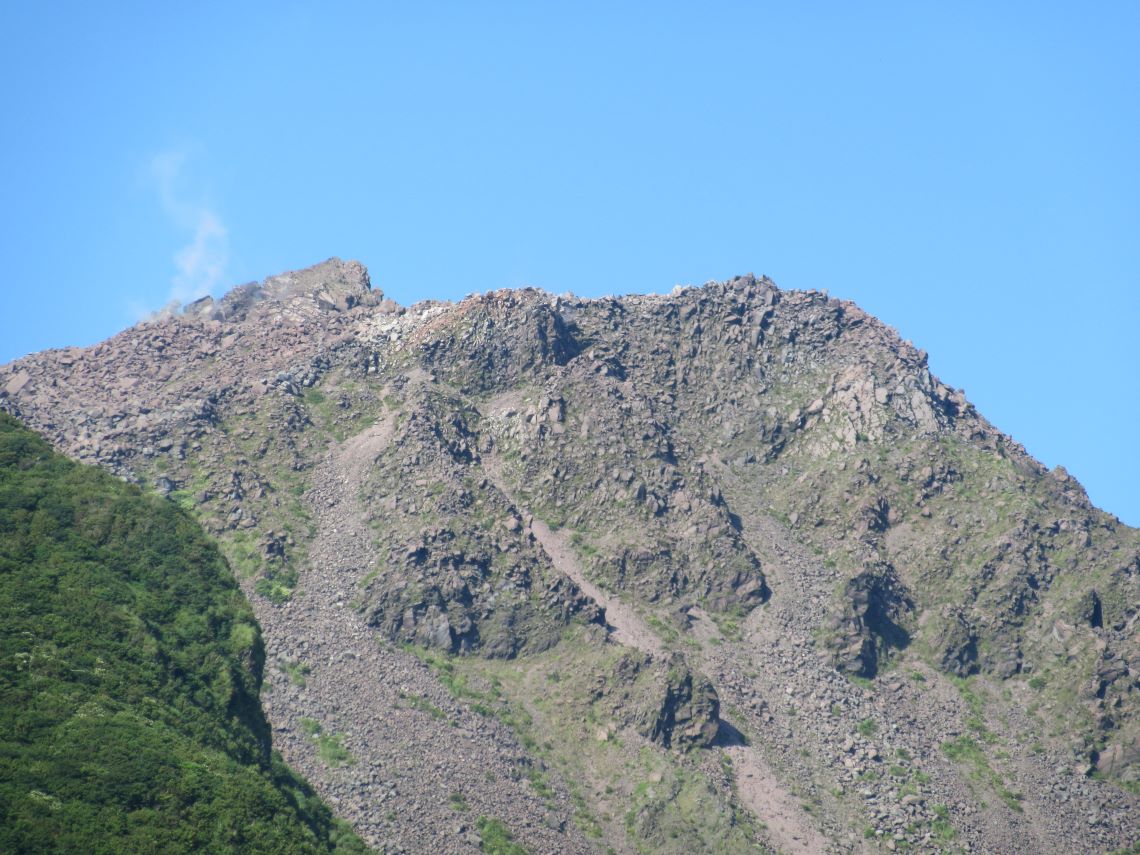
[3,260,1137,854]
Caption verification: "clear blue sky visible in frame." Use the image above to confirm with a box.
[1,2,1137,525]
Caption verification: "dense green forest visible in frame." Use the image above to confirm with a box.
[0,413,367,854]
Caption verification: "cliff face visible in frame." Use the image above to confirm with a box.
[3,259,1138,854]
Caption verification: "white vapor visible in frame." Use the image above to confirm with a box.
[149,149,229,309]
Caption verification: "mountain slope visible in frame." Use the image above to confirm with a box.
[2,259,1137,854]
[0,413,367,854]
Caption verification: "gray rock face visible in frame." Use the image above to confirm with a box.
[262,257,377,310]
[201,257,380,322]
[1097,739,1140,782]
[827,566,913,678]
[586,650,722,752]
[932,607,980,678]
[3,260,1140,854]
[638,656,721,750]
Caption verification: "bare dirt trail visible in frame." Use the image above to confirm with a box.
[481,452,663,656]
[483,453,835,854]
[526,516,663,656]
[688,608,835,855]
[337,416,397,471]
[726,744,830,855]
[251,416,595,855]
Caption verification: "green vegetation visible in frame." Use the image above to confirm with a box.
[280,658,312,687]
[399,690,447,721]
[951,676,998,742]
[941,736,985,764]
[940,737,1023,812]
[0,414,368,854]
[930,804,957,843]
[526,767,556,806]
[475,816,529,854]
[416,626,761,854]
[254,566,300,604]
[300,719,355,768]
[645,613,680,644]
[857,718,878,737]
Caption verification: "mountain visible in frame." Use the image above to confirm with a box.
[2,258,1137,854]
[0,413,368,854]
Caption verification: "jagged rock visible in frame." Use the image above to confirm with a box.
[933,607,979,678]
[1096,739,1140,782]
[263,257,378,311]
[986,644,1023,679]
[1074,590,1104,628]
[581,649,722,752]
[827,567,912,678]
[4,369,31,396]
[184,294,216,317]
[260,530,289,561]
[647,660,721,750]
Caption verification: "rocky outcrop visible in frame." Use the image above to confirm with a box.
[363,521,602,657]
[827,566,913,678]
[931,606,980,678]
[591,651,721,752]
[418,289,582,393]
[638,656,721,750]
[1096,738,1140,782]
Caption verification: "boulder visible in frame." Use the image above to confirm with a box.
[638,655,720,750]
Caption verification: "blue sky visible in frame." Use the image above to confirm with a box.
[1,2,1137,525]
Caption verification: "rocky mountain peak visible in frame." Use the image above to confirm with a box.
[183,257,382,322]
[2,260,1138,855]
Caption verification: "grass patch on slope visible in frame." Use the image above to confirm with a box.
[416,626,760,854]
